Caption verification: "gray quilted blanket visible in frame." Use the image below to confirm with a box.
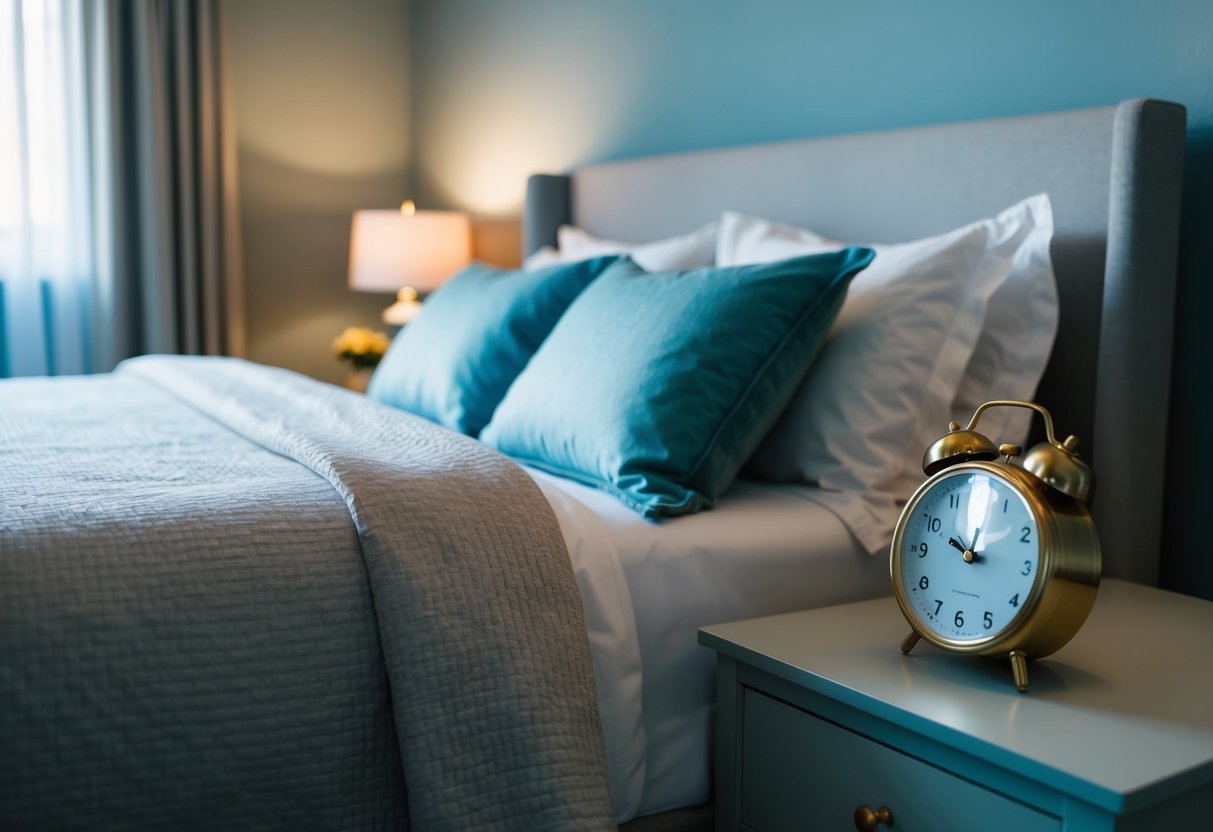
[0,356,614,831]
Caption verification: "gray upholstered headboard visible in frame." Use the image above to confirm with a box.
[523,99,1186,585]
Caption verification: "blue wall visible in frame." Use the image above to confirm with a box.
[412,0,1213,598]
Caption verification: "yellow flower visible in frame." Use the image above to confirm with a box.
[368,331,391,353]
[333,326,391,368]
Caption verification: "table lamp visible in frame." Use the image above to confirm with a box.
[348,200,472,324]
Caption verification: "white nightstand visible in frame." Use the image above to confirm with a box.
[699,579,1213,831]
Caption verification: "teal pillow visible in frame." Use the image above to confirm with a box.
[368,256,618,435]
[480,248,875,517]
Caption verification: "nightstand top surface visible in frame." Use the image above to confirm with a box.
[700,579,1213,813]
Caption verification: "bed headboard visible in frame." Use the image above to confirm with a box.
[524,99,1186,585]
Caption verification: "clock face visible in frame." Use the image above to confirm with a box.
[897,469,1041,643]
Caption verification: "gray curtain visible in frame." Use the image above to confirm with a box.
[87,0,245,370]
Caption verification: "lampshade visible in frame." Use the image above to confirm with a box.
[347,202,472,293]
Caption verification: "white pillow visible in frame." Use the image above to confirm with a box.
[523,221,717,272]
[949,207,1058,446]
[718,195,1056,555]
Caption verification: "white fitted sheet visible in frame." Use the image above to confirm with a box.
[525,469,893,821]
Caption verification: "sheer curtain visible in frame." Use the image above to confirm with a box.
[0,0,92,376]
[0,0,244,378]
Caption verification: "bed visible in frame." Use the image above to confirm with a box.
[0,99,1186,831]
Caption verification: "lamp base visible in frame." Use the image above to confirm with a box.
[383,286,424,325]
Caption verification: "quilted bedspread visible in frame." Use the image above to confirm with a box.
[0,356,614,830]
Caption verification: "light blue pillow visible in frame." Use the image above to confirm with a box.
[368,256,618,436]
[480,248,875,517]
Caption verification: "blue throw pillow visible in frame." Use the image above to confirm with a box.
[480,248,875,517]
[368,256,618,436]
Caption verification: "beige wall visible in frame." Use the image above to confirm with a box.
[226,0,411,385]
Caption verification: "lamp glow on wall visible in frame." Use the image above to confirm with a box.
[348,201,472,324]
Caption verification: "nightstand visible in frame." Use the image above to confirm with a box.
[699,579,1213,831]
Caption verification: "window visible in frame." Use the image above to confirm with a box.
[0,0,92,376]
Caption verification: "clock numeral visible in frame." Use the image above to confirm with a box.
[1021,560,1032,576]
[919,575,929,591]
[1020,526,1032,543]
[948,493,959,509]
[983,611,993,630]
[1003,498,1009,513]
[918,542,928,558]
[1009,593,1020,608]
[923,513,942,533]
[933,599,943,616]
[954,610,965,628]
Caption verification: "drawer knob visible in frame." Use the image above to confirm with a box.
[854,804,894,830]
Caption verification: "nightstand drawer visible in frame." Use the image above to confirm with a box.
[739,689,1059,832]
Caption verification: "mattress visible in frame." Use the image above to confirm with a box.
[525,468,894,820]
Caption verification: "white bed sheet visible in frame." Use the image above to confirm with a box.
[526,468,894,821]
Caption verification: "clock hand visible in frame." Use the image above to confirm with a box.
[968,527,982,555]
[948,529,983,564]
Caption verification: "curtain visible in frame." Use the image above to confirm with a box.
[0,0,92,376]
[0,0,244,378]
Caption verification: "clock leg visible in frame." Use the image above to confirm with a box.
[1009,650,1029,693]
[899,631,921,654]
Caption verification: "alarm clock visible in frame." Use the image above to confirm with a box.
[890,399,1100,693]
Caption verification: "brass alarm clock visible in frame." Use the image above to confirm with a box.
[890,400,1100,693]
